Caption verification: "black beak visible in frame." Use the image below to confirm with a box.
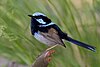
[28,15,33,17]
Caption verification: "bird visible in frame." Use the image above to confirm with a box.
[28,12,96,52]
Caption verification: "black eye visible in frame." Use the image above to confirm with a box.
[42,16,51,24]
[33,16,41,19]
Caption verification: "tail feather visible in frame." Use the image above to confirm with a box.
[67,36,96,52]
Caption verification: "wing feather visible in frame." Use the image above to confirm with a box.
[40,28,65,46]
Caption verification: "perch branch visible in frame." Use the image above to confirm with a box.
[32,50,55,67]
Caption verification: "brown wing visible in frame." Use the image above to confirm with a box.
[40,28,66,47]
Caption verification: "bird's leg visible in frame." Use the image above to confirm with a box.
[46,45,58,51]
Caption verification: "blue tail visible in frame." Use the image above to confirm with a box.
[67,37,96,52]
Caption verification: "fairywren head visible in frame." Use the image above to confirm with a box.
[28,12,52,26]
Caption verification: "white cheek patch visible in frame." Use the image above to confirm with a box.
[36,19,46,24]
[39,22,55,27]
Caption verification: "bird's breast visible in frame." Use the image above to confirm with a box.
[34,32,56,46]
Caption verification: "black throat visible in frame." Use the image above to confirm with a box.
[31,18,38,35]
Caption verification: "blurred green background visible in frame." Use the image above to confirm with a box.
[0,0,100,67]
